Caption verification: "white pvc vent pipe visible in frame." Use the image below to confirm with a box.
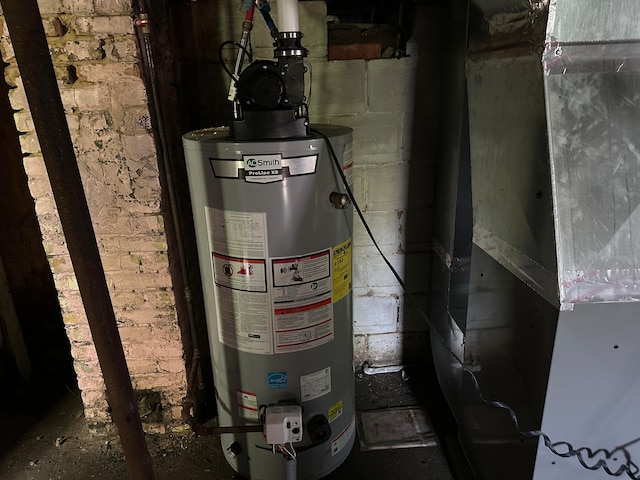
[277,0,299,31]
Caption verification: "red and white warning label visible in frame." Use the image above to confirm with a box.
[272,250,333,353]
[236,389,259,422]
[205,207,347,356]
[331,416,355,456]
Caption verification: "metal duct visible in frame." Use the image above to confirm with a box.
[431,0,640,479]
[471,0,538,17]
[536,3,640,478]
[547,0,640,43]
[544,0,640,306]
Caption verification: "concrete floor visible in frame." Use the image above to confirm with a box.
[325,365,458,480]
[0,362,468,480]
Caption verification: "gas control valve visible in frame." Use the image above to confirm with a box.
[263,405,303,444]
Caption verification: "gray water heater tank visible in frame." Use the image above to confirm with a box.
[182,125,355,480]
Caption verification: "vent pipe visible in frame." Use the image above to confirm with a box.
[277,0,300,32]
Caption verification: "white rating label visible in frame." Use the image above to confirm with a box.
[300,367,331,402]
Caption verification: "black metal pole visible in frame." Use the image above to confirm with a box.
[0,1,156,479]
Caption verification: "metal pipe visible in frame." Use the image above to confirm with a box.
[233,2,257,81]
[180,399,262,435]
[132,3,206,424]
[229,2,257,117]
[362,361,408,378]
[285,456,297,480]
[258,1,279,39]
[133,8,202,374]
[0,1,156,479]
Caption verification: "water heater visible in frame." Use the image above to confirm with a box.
[182,125,355,480]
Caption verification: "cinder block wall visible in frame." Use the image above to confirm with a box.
[0,1,187,432]
[250,2,437,367]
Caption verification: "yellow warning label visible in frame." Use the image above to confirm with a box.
[328,399,343,422]
[332,238,352,303]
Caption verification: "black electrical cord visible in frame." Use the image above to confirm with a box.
[314,128,640,480]
[311,128,429,325]
[218,40,253,80]
[465,366,640,479]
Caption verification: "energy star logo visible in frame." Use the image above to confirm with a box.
[268,372,288,389]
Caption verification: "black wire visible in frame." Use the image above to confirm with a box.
[464,366,640,479]
[311,128,429,325]
[314,128,640,480]
[218,40,253,80]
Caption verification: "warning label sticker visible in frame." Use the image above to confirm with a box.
[236,389,259,422]
[274,298,333,352]
[272,251,330,291]
[207,208,267,258]
[207,208,272,355]
[215,286,273,354]
[328,400,343,422]
[332,416,355,456]
[272,250,334,353]
[212,254,266,292]
[332,238,352,303]
[204,209,349,356]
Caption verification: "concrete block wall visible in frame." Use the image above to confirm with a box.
[245,2,437,367]
[0,1,187,432]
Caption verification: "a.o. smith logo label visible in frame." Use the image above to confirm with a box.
[209,154,318,181]
[244,154,283,183]
[246,157,280,168]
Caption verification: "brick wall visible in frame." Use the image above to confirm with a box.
[0,1,187,432]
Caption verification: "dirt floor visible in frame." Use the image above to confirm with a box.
[0,387,240,480]
[0,365,463,480]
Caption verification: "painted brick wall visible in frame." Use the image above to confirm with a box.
[248,2,439,367]
[0,1,187,432]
